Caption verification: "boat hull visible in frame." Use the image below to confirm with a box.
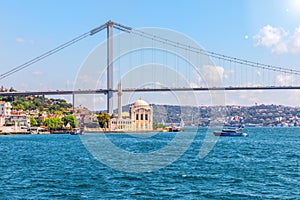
[213,131,248,137]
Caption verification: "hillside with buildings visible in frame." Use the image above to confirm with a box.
[117,103,300,127]
[151,104,300,127]
[0,87,81,134]
[0,88,72,113]
[1,86,300,134]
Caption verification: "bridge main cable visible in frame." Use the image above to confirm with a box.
[0,23,108,80]
[130,28,300,76]
[1,20,299,79]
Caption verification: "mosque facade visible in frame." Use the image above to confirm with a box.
[129,98,153,131]
[109,82,153,132]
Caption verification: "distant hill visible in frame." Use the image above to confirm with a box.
[115,103,300,126]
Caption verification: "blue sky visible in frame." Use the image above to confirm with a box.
[0,0,300,108]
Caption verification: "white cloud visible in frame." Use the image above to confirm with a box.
[201,65,224,86]
[256,70,262,77]
[20,83,29,90]
[32,71,44,76]
[190,74,203,87]
[276,74,295,86]
[75,74,96,89]
[254,25,287,48]
[272,42,288,54]
[224,69,235,79]
[93,96,105,104]
[215,66,225,77]
[16,37,25,43]
[289,27,300,54]
[254,25,300,54]
[189,82,199,88]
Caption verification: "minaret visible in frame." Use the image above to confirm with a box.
[118,81,122,119]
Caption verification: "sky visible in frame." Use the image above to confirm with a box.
[0,0,300,109]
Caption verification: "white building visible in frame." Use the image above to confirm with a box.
[109,82,153,132]
[109,98,153,132]
[129,98,153,131]
[0,102,12,116]
[110,117,133,132]
[8,114,30,126]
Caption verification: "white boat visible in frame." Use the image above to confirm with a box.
[213,128,248,137]
[70,128,83,135]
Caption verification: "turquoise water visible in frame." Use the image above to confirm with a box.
[0,128,299,199]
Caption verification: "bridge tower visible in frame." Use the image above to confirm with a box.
[107,20,114,115]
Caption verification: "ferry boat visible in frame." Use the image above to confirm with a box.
[213,128,248,137]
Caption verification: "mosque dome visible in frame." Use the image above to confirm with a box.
[134,97,149,107]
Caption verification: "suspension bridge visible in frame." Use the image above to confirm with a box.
[1,20,299,113]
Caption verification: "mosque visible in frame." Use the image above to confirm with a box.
[109,82,153,132]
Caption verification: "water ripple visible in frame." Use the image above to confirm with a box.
[0,128,299,199]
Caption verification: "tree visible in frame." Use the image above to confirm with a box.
[43,118,63,130]
[30,117,39,127]
[54,110,63,117]
[9,87,17,92]
[62,115,78,128]
[14,104,25,111]
[97,112,110,128]
[153,122,165,129]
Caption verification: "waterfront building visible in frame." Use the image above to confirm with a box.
[0,116,5,126]
[109,98,153,132]
[109,117,133,132]
[129,98,153,131]
[0,102,12,116]
[7,114,30,126]
[109,81,153,132]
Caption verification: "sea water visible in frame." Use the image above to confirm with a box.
[0,127,299,199]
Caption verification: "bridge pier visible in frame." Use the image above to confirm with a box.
[72,93,75,113]
[41,94,45,106]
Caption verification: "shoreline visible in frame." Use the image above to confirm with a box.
[1,126,300,136]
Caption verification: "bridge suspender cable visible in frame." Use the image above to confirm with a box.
[0,20,299,80]
[130,29,300,76]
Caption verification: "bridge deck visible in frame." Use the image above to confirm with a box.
[1,86,300,96]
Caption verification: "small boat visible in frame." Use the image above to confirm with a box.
[171,126,184,132]
[163,126,184,132]
[70,128,83,135]
[213,128,248,137]
[162,121,184,132]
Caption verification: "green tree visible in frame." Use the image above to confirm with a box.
[14,104,25,111]
[38,106,44,112]
[97,112,110,128]
[49,104,60,113]
[33,98,42,107]
[62,115,78,128]
[54,110,63,117]
[30,117,39,127]
[9,87,17,92]
[43,118,63,130]
[153,122,165,129]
